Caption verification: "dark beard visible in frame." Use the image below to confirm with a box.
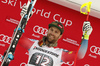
[46,35,56,44]
[42,36,58,47]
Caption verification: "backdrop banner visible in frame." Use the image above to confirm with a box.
[0,0,100,66]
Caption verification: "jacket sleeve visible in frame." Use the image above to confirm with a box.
[18,35,35,50]
[61,39,88,62]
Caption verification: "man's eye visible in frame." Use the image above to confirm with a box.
[50,29,53,31]
[55,31,58,33]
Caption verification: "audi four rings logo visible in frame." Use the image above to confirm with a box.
[0,34,12,44]
[33,25,48,36]
[90,45,100,55]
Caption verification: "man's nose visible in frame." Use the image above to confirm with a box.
[50,31,55,35]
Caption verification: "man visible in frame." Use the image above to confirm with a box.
[5,6,93,66]
[18,20,92,66]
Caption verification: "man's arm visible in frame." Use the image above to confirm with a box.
[18,35,35,50]
[61,21,93,62]
[61,39,88,62]
[16,4,35,50]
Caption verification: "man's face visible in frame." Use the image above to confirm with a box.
[47,26,62,43]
